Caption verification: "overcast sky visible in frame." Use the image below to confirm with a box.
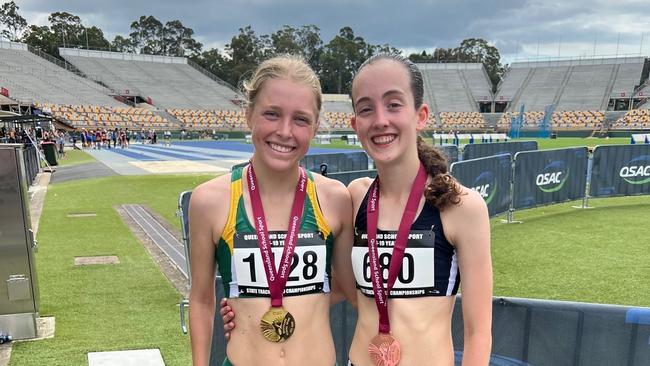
[11,0,650,64]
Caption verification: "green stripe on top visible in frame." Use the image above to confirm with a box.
[234,168,321,234]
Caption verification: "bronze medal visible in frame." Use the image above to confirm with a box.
[260,307,295,342]
[365,164,427,365]
[368,333,401,366]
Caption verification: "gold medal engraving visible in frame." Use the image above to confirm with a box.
[260,307,295,342]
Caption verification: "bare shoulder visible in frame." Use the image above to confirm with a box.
[441,184,489,244]
[347,177,373,200]
[444,184,488,219]
[312,173,352,235]
[312,173,352,207]
[189,173,232,215]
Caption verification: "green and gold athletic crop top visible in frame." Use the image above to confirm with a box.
[216,166,334,298]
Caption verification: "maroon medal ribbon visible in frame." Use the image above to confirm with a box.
[366,163,427,334]
[247,163,307,307]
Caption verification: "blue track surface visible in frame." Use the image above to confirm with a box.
[97,141,359,169]
[130,144,241,159]
[106,148,159,161]
[127,145,212,161]
[175,140,354,155]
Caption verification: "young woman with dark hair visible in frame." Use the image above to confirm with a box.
[345,53,492,365]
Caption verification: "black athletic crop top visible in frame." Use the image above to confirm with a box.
[352,187,460,298]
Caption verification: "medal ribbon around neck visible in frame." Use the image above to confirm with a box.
[247,163,307,307]
[366,163,427,334]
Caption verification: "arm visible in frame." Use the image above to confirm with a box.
[313,175,358,307]
[330,183,358,308]
[188,180,227,366]
[447,189,493,366]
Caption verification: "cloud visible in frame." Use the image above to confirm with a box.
[11,0,650,62]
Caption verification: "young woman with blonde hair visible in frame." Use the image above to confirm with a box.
[189,55,356,366]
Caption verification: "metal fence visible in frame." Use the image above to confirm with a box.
[450,144,650,220]
[178,146,650,365]
[453,297,650,366]
[22,146,39,186]
[462,140,538,161]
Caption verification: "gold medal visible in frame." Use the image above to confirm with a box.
[260,307,295,342]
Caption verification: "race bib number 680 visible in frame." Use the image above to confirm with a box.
[352,230,439,297]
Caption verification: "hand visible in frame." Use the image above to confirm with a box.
[219,298,235,341]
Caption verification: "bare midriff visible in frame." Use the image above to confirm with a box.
[226,293,335,366]
[350,294,456,366]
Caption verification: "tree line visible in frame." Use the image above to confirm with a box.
[0,1,504,94]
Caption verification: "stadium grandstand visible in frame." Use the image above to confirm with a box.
[611,108,650,129]
[0,41,126,107]
[166,108,246,131]
[59,48,241,110]
[417,63,492,113]
[417,63,492,130]
[322,94,353,130]
[496,57,645,112]
[0,38,649,135]
[497,110,605,131]
[35,103,176,130]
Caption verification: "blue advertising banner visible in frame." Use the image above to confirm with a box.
[463,141,538,161]
[513,147,589,210]
[450,154,512,217]
[590,144,650,197]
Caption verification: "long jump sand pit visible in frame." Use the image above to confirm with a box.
[129,160,234,174]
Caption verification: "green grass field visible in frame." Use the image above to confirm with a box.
[9,175,212,366]
[309,136,632,150]
[8,138,650,365]
[515,137,629,150]
[491,196,650,306]
[56,149,98,167]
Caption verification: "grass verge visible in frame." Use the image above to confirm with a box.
[56,149,97,167]
[9,174,214,366]
[492,195,650,306]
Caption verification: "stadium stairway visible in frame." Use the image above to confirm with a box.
[508,68,534,112]
[602,64,621,110]
[482,113,502,130]
[552,65,574,106]
[153,109,182,129]
[604,110,627,128]
[458,70,479,112]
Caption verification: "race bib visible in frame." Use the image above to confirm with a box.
[233,231,327,296]
[352,230,439,297]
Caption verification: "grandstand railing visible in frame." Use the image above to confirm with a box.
[633,79,649,98]
[510,54,646,68]
[186,59,242,96]
[27,46,84,77]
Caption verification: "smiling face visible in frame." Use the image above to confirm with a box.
[350,59,429,166]
[247,77,319,172]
